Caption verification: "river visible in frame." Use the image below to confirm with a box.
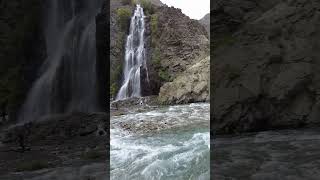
[110,103,210,180]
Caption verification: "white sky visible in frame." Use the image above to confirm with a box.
[160,0,210,20]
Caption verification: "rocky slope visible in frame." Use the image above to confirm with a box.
[151,6,209,78]
[199,13,210,37]
[212,0,320,134]
[159,56,210,104]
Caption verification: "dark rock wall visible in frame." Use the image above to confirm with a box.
[0,0,46,122]
[96,1,108,110]
[0,0,108,123]
[212,0,320,134]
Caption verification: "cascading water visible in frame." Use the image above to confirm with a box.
[111,103,210,180]
[116,5,149,100]
[18,0,103,122]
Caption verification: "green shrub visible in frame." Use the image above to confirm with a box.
[140,0,154,15]
[16,160,49,172]
[152,48,161,66]
[151,14,158,35]
[110,83,118,98]
[117,8,132,31]
[158,69,171,82]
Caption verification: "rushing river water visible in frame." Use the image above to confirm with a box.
[110,103,210,180]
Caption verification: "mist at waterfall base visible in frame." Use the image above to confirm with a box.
[19,0,104,122]
[111,103,210,180]
[116,5,149,100]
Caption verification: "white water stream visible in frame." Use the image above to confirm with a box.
[111,103,210,180]
[117,5,149,100]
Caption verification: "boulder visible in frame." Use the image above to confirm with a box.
[159,56,210,104]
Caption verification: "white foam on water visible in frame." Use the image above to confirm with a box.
[111,103,210,180]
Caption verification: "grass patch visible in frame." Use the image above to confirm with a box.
[16,160,49,172]
[117,8,132,31]
[110,83,119,98]
[151,14,158,34]
[158,69,171,82]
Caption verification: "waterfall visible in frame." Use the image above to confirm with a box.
[18,0,103,122]
[116,5,149,100]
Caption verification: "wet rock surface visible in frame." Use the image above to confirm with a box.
[111,103,210,135]
[213,128,320,179]
[212,0,320,134]
[110,96,160,116]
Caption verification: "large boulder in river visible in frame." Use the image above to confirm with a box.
[212,0,320,134]
[159,56,210,104]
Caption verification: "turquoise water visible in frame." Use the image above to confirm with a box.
[111,103,210,180]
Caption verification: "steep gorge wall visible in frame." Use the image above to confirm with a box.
[96,1,108,111]
[212,0,320,134]
[0,0,46,122]
[0,0,108,123]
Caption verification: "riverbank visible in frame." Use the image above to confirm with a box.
[0,113,108,180]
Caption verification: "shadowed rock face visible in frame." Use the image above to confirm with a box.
[0,0,46,122]
[96,1,108,111]
[212,0,320,134]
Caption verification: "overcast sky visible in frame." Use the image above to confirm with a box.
[160,0,210,20]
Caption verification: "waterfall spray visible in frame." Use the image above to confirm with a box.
[19,0,103,122]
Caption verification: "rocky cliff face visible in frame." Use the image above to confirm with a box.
[152,6,209,78]
[151,6,210,104]
[146,5,210,99]
[0,0,46,122]
[0,0,108,124]
[212,0,320,134]
[96,1,108,111]
[199,13,210,37]
[110,1,210,99]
